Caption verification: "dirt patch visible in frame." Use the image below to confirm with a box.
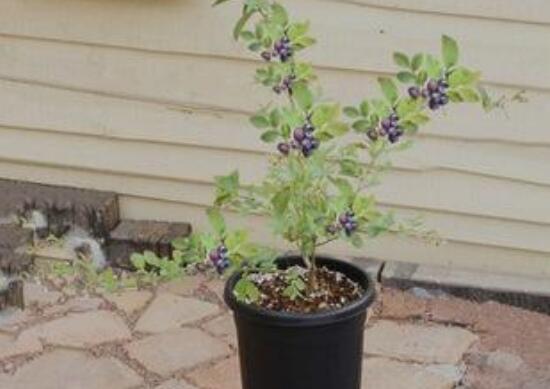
[249,266,364,313]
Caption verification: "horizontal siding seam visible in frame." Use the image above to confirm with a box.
[329,0,550,27]
[119,194,550,255]
[0,32,546,93]
[1,123,550,188]
[0,155,549,228]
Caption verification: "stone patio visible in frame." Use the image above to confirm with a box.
[0,276,548,389]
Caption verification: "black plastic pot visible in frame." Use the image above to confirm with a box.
[224,255,376,389]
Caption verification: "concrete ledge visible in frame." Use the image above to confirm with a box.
[381,261,550,315]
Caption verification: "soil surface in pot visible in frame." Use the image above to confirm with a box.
[247,266,364,313]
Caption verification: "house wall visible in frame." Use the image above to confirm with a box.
[0,0,549,276]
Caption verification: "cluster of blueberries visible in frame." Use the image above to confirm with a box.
[277,123,320,157]
[408,78,450,110]
[326,211,359,236]
[367,112,404,144]
[261,36,293,63]
[209,244,231,274]
[273,75,296,95]
[339,211,359,236]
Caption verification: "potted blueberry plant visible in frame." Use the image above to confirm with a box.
[180,1,495,388]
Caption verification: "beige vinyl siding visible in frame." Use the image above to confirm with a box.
[0,0,549,276]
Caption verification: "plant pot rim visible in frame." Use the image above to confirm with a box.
[224,255,376,328]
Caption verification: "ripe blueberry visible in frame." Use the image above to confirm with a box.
[277,142,290,155]
[408,86,421,99]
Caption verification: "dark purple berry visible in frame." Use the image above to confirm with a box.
[429,98,440,110]
[209,250,221,263]
[408,86,421,99]
[439,95,449,106]
[261,51,272,62]
[381,118,392,130]
[427,79,439,93]
[301,138,313,150]
[277,142,290,155]
[293,128,305,142]
[388,133,399,143]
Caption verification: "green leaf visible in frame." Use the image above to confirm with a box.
[240,31,255,40]
[457,88,480,102]
[477,86,494,112]
[214,171,240,206]
[442,35,459,68]
[325,122,349,137]
[330,177,354,199]
[292,82,314,111]
[343,106,360,118]
[234,279,261,303]
[396,71,416,84]
[448,67,479,87]
[416,70,428,86]
[359,100,370,116]
[260,130,279,143]
[207,208,226,236]
[130,253,146,271]
[377,77,399,104]
[250,115,270,128]
[408,112,430,125]
[271,3,289,25]
[393,52,410,68]
[233,10,254,40]
[424,55,443,79]
[352,119,370,132]
[287,22,309,40]
[411,54,424,71]
[311,103,339,127]
[272,190,290,213]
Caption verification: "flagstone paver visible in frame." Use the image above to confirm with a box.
[203,313,237,347]
[125,328,231,376]
[0,331,42,359]
[3,281,533,389]
[26,310,131,348]
[105,289,153,315]
[135,293,219,333]
[0,349,143,389]
[0,308,31,333]
[362,358,459,389]
[158,275,206,296]
[155,378,199,389]
[364,320,478,364]
[43,296,104,316]
[23,282,63,307]
[187,356,242,389]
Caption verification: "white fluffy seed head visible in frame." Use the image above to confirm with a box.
[64,227,107,270]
